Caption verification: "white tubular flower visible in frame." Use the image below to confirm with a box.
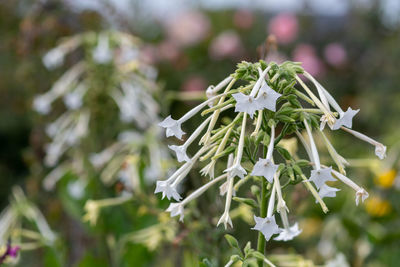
[199,119,232,178]
[92,34,112,64]
[304,119,321,169]
[317,184,340,201]
[33,94,54,114]
[319,129,349,174]
[155,147,208,200]
[158,115,186,140]
[42,35,81,69]
[159,94,229,139]
[167,173,227,222]
[232,67,271,118]
[304,119,336,188]
[206,75,233,101]
[329,168,369,205]
[166,203,185,222]
[217,154,235,229]
[252,215,281,241]
[224,113,247,179]
[43,47,65,70]
[155,180,182,201]
[296,75,336,130]
[255,83,282,112]
[63,83,88,110]
[274,222,302,241]
[304,71,359,130]
[341,127,387,159]
[232,93,259,118]
[168,145,190,162]
[309,167,337,189]
[169,115,213,162]
[251,158,279,183]
[251,123,279,183]
[332,107,359,130]
[201,80,236,145]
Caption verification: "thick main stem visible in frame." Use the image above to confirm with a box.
[257,177,267,266]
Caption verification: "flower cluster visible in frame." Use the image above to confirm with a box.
[35,31,168,197]
[156,60,386,243]
[0,187,56,260]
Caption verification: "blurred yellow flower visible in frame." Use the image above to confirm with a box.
[375,169,397,188]
[365,196,392,217]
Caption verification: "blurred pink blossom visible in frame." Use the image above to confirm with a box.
[158,40,181,62]
[181,76,207,92]
[233,10,254,29]
[165,11,210,47]
[293,44,325,77]
[324,43,347,66]
[209,31,244,60]
[268,13,298,44]
[140,44,159,65]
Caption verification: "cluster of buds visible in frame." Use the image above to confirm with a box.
[157,60,386,242]
[35,31,168,196]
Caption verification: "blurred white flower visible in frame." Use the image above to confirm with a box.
[93,34,112,64]
[252,215,281,241]
[274,223,302,241]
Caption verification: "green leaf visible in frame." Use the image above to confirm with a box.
[276,146,292,160]
[249,251,266,261]
[232,197,258,209]
[224,234,241,250]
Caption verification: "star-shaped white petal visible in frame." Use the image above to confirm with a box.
[217,211,233,229]
[309,167,336,189]
[252,215,281,241]
[332,107,359,130]
[168,145,190,162]
[375,143,387,160]
[224,163,247,179]
[158,116,185,139]
[274,223,302,241]
[317,184,340,201]
[355,188,369,206]
[251,158,279,183]
[255,84,282,112]
[200,161,215,179]
[232,93,259,118]
[166,203,185,221]
[154,181,181,201]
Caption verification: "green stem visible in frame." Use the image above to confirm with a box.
[257,177,268,267]
[257,145,269,266]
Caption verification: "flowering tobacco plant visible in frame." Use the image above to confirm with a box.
[156,60,386,265]
[34,31,169,197]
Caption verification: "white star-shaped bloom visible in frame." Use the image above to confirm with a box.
[217,211,233,229]
[166,203,185,221]
[154,180,181,201]
[309,167,336,189]
[332,107,359,130]
[200,161,216,179]
[224,163,247,179]
[255,84,282,112]
[375,143,387,160]
[274,223,302,241]
[355,188,369,206]
[252,215,281,241]
[232,93,259,118]
[251,158,279,183]
[33,95,52,114]
[317,184,340,201]
[158,116,185,139]
[168,145,190,162]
